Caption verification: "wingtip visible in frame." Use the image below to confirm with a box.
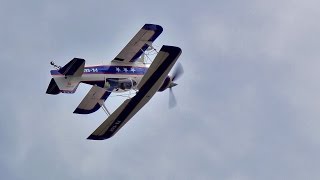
[87,134,112,140]
[161,45,182,55]
[143,24,163,32]
[87,135,103,140]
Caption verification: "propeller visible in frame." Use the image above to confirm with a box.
[168,63,184,108]
[171,62,184,82]
[169,88,177,108]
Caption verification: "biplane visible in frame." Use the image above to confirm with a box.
[46,24,182,140]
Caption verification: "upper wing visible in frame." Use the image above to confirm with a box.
[88,45,182,140]
[112,24,163,63]
[73,85,112,114]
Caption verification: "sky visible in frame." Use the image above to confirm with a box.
[1,0,320,179]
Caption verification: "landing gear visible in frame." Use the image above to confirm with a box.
[98,100,111,116]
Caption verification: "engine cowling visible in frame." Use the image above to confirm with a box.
[158,76,171,92]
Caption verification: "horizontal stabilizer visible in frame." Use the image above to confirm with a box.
[58,58,85,76]
[46,78,60,95]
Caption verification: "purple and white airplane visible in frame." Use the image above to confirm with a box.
[46,24,183,140]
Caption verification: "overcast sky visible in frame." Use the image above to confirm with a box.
[1,0,320,179]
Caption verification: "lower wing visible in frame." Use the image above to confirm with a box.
[87,45,182,140]
[73,85,112,114]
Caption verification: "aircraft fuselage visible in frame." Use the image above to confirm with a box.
[51,62,149,93]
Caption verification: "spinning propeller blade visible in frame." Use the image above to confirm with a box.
[169,88,177,108]
[171,62,184,81]
[169,63,184,108]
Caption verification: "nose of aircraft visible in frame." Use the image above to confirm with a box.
[169,82,178,88]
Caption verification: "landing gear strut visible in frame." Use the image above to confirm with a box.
[98,100,111,116]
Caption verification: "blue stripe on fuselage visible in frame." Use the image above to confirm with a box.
[51,65,148,75]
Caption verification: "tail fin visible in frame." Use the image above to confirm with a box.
[47,58,85,94]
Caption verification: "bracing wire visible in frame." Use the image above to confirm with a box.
[140,44,159,64]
